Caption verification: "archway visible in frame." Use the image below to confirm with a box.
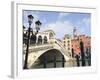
[38,35,42,44]
[49,32,54,39]
[30,49,65,69]
[30,33,37,44]
[44,36,48,43]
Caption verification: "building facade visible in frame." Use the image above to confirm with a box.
[62,34,72,57]
[71,35,91,57]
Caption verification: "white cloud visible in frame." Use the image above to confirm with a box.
[76,17,91,36]
[41,20,74,39]
[82,17,91,27]
[58,13,70,20]
[23,10,40,28]
[41,18,47,24]
[77,17,90,27]
[24,11,39,20]
[59,13,69,17]
[40,16,91,39]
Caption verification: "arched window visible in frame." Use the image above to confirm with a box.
[30,34,36,44]
[38,35,42,44]
[44,36,48,43]
[49,33,53,39]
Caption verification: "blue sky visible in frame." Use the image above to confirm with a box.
[23,10,91,39]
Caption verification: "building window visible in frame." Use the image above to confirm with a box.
[64,41,66,43]
[49,33,53,39]
[67,36,70,39]
[68,43,70,46]
[67,41,70,43]
[68,47,70,50]
[88,42,90,45]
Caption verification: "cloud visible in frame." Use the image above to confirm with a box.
[58,13,70,20]
[23,10,39,21]
[77,17,90,27]
[23,10,40,29]
[23,10,91,38]
[82,17,91,27]
[40,16,91,39]
[41,18,47,24]
[76,17,91,36]
[41,20,74,39]
[59,13,69,17]
[39,12,74,39]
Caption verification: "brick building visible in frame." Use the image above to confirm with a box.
[71,35,91,57]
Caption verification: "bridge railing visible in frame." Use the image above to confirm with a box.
[54,39,70,57]
[23,43,54,53]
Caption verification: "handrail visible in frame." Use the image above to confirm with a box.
[23,43,54,52]
[55,39,70,57]
[23,39,70,57]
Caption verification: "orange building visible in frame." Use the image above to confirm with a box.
[71,39,80,55]
[79,35,91,49]
[71,35,91,55]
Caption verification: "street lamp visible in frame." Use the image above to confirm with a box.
[28,15,34,25]
[24,15,34,69]
[35,20,42,34]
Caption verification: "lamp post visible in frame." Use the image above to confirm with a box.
[24,15,34,69]
[35,20,42,34]
[35,20,42,45]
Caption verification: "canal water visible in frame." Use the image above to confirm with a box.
[27,49,91,69]
[30,60,90,69]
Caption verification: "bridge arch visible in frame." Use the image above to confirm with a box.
[29,48,70,68]
[38,49,65,62]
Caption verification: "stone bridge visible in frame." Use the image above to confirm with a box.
[23,39,71,68]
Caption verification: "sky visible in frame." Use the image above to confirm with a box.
[23,10,91,39]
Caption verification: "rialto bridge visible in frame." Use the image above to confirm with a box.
[23,30,74,68]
